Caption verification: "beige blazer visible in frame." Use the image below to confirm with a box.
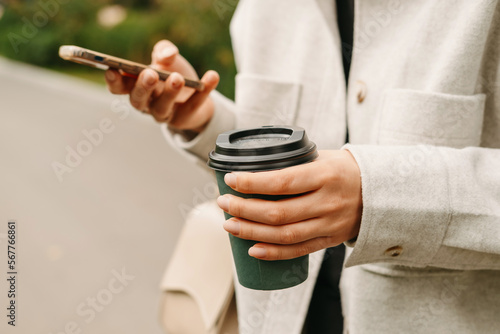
[164,0,500,333]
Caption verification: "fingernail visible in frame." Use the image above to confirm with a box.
[143,71,156,86]
[106,71,116,81]
[161,46,177,59]
[217,196,229,212]
[170,73,182,89]
[224,173,236,188]
[223,219,240,235]
[249,246,267,258]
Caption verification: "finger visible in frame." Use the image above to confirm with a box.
[217,194,326,225]
[151,40,197,82]
[152,40,179,67]
[105,69,136,94]
[169,70,219,129]
[223,162,326,195]
[223,217,325,245]
[149,72,184,122]
[129,69,159,112]
[152,79,166,98]
[248,237,338,261]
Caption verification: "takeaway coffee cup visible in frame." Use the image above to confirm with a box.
[208,125,318,290]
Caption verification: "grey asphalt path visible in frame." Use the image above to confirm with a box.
[0,57,214,334]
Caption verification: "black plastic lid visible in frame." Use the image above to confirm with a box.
[207,125,318,172]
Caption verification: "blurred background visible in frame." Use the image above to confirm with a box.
[0,0,237,98]
[0,1,237,333]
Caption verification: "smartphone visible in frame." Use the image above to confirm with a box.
[58,45,205,91]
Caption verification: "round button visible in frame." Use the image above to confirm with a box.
[384,246,403,257]
[356,80,367,103]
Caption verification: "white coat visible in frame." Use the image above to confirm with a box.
[164,1,500,333]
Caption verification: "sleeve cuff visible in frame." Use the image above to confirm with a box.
[341,144,452,268]
[162,90,236,167]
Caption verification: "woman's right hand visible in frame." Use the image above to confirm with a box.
[105,40,220,133]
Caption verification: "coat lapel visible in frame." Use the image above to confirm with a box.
[314,0,338,39]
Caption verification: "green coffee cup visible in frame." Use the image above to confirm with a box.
[208,125,318,290]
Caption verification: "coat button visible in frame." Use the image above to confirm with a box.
[356,80,367,103]
[384,246,403,257]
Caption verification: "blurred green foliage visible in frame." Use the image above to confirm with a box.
[0,0,238,98]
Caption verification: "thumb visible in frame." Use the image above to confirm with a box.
[151,40,179,67]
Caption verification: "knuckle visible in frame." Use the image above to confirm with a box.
[324,236,338,248]
[317,237,335,251]
[318,173,333,189]
[158,90,175,105]
[272,173,294,193]
[239,223,253,240]
[294,244,313,258]
[271,246,284,260]
[130,89,142,101]
[325,195,343,214]
[149,101,166,115]
[188,95,205,111]
[129,97,140,110]
[267,206,287,225]
[279,226,298,244]
[106,82,122,95]
[129,95,142,110]
[130,87,146,105]
[235,174,252,192]
[229,199,242,218]
[324,167,340,184]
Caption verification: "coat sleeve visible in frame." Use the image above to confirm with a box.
[343,144,500,270]
[161,90,236,168]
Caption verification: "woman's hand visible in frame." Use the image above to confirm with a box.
[217,150,363,261]
[105,39,220,133]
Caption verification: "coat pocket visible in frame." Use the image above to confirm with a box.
[235,73,301,129]
[377,89,485,148]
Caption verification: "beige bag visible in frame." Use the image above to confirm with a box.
[159,201,238,334]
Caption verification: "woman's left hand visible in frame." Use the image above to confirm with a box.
[216,150,363,261]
